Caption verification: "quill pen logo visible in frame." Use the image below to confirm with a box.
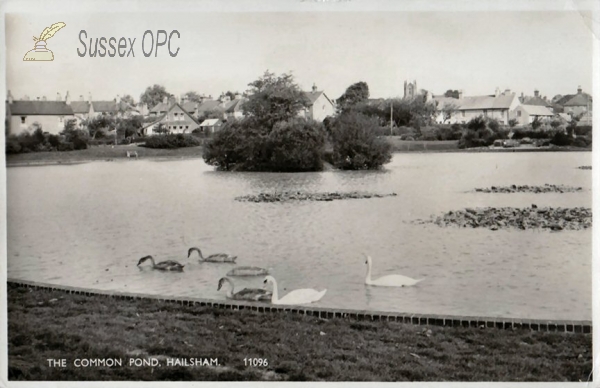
[23,22,66,61]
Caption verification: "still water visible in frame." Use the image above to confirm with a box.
[7,152,592,320]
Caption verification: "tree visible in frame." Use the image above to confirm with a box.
[444,90,460,99]
[336,81,369,113]
[329,112,392,170]
[85,116,115,139]
[184,91,204,104]
[508,118,518,128]
[140,84,170,109]
[242,71,309,129]
[439,102,459,123]
[121,94,135,106]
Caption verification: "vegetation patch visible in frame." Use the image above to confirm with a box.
[419,206,592,231]
[474,184,583,193]
[235,191,398,203]
[7,284,592,381]
[141,134,201,149]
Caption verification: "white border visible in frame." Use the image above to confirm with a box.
[1,1,599,388]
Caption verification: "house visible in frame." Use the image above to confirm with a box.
[149,95,199,117]
[510,104,555,126]
[519,89,554,111]
[199,118,223,133]
[554,86,593,116]
[70,93,139,123]
[196,93,246,121]
[141,102,200,136]
[433,88,520,125]
[300,84,335,122]
[6,90,75,135]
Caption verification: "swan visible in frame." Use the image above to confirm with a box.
[217,277,272,301]
[226,266,269,277]
[137,255,184,271]
[364,255,423,287]
[263,275,327,305]
[188,247,237,263]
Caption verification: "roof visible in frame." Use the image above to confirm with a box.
[197,100,223,114]
[200,119,222,126]
[458,93,517,110]
[150,100,199,113]
[9,101,73,115]
[70,100,138,114]
[519,105,554,116]
[432,96,460,109]
[303,91,335,108]
[520,96,552,107]
[563,93,592,107]
[142,102,200,129]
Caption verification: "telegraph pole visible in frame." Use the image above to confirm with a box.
[390,102,393,135]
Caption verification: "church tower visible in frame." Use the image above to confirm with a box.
[404,80,417,99]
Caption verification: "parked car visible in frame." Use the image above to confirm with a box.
[502,139,520,148]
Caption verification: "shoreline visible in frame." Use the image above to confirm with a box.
[5,144,591,168]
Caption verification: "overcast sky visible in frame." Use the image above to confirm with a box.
[5,9,594,103]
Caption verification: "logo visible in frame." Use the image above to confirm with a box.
[23,22,66,61]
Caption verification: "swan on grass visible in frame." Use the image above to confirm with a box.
[188,247,237,263]
[263,275,327,305]
[364,255,423,287]
[137,255,184,271]
[217,277,272,301]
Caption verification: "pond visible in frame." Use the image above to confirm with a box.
[7,152,592,320]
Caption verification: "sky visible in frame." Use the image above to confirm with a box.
[4,8,595,103]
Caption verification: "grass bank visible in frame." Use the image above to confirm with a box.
[5,144,205,167]
[7,284,592,382]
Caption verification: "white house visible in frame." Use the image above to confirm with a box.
[433,89,520,125]
[141,102,200,136]
[510,104,555,126]
[6,90,75,135]
[199,118,223,133]
[300,84,335,122]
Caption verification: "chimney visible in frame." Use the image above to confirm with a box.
[163,96,168,104]
[458,90,463,99]
[23,95,30,101]
[65,91,71,105]
[495,87,500,97]
[534,89,539,97]
[36,97,40,101]
[521,92,524,98]
[56,92,62,101]
[42,96,47,101]
[116,94,121,104]
[88,92,92,103]
[234,92,241,100]
[577,85,582,94]
[79,95,84,101]
[504,89,511,94]
[312,83,317,92]
[7,90,13,104]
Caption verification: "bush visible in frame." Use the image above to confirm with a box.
[550,132,572,146]
[458,116,508,148]
[203,118,325,172]
[329,112,392,170]
[5,139,22,154]
[142,134,201,149]
[266,119,325,172]
[572,136,591,148]
[575,125,592,137]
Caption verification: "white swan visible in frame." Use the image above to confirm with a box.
[263,275,327,305]
[365,255,423,287]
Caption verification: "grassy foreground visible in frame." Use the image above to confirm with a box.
[7,284,592,382]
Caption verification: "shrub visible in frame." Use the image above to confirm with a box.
[572,136,591,148]
[458,116,508,148]
[550,132,572,146]
[329,112,392,170]
[266,119,325,172]
[5,139,22,154]
[574,125,592,137]
[142,134,201,149]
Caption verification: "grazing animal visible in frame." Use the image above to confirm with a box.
[217,277,272,301]
[263,275,327,305]
[126,151,138,159]
[364,255,423,287]
[188,247,237,263]
[226,266,269,277]
[137,255,184,271]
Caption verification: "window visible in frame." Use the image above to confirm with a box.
[59,116,64,122]
[20,116,26,124]
[517,111,522,117]
[185,126,189,130]
[483,110,488,116]
[461,111,465,117]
